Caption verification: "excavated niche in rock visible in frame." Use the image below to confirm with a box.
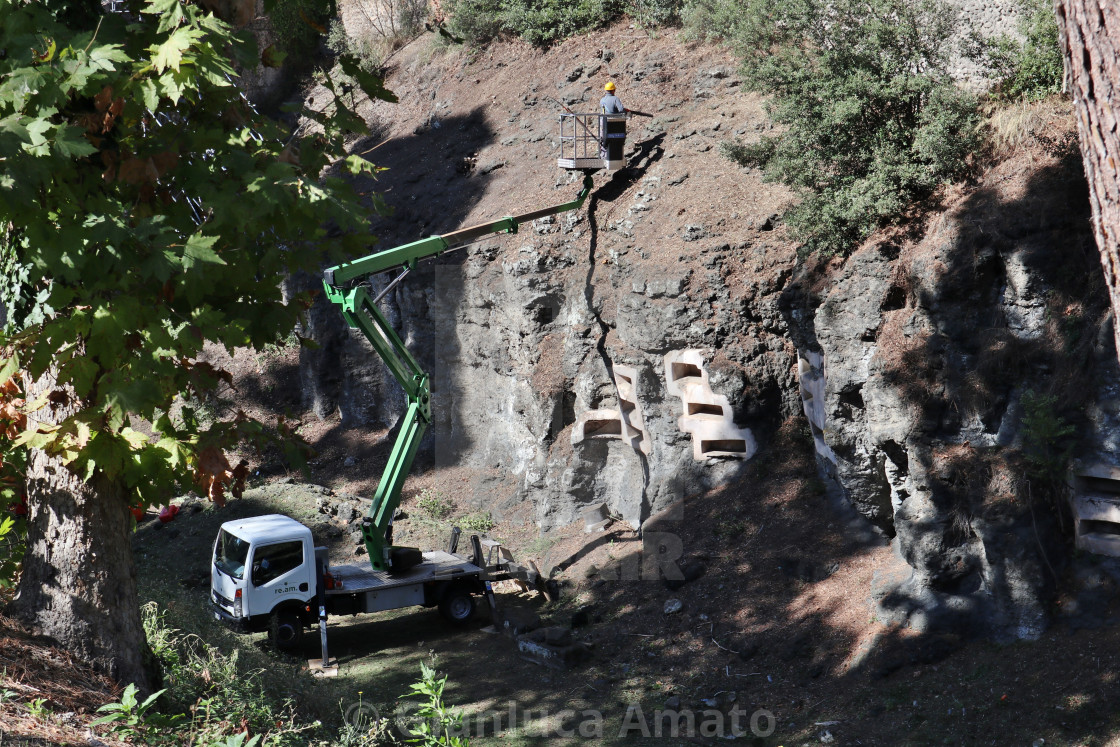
[797,350,838,468]
[613,364,650,456]
[572,408,623,442]
[664,350,757,460]
[1070,464,1120,557]
[556,192,654,531]
[570,364,650,456]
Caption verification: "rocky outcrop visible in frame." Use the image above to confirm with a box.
[290,26,1114,644]
[291,27,804,536]
[784,147,1112,641]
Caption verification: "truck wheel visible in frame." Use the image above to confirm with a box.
[269,611,304,651]
[439,589,476,625]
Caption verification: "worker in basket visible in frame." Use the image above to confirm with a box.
[599,81,628,165]
[600,80,626,114]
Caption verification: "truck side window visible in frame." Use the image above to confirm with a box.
[251,541,303,587]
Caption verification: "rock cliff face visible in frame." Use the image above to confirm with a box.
[784,143,1115,640]
[293,28,1112,641]
[296,31,803,535]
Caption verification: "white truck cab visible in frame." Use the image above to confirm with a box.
[211,513,543,651]
[211,514,318,646]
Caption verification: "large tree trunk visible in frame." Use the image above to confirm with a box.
[1054,1,1120,359]
[8,370,155,692]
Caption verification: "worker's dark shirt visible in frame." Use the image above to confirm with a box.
[600,94,625,114]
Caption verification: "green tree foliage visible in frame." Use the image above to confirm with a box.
[1020,390,1076,484]
[445,0,624,46]
[974,0,1065,101]
[0,1,389,569]
[442,0,503,46]
[708,0,980,257]
[0,512,25,591]
[679,0,743,41]
[269,0,335,59]
[629,0,682,27]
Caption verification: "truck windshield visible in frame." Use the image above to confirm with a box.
[214,529,249,580]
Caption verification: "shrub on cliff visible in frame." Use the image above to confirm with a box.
[445,0,626,45]
[971,0,1065,102]
[706,0,980,257]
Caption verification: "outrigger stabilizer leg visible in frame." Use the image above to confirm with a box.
[322,174,594,573]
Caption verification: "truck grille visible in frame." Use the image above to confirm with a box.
[213,591,233,608]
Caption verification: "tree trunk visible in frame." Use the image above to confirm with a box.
[8,369,155,692]
[1054,0,1120,360]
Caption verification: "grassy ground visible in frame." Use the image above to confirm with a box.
[128,426,1120,747]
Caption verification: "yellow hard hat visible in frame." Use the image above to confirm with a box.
[604,81,616,91]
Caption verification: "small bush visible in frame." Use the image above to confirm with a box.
[1020,390,1076,483]
[335,696,394,747]
[417,489,452,520]
[444,0,504,45]
[138,603,319,746]
[504,0,623,45]
[401,661,469,747]
[457,511,494,533]
[973,0,1064,102]
[629,0,682,26]
[680,0,745,41]
[445,0,623,46]
[716,0,979,257]
[91,683,180,741]
[397,0,429,37]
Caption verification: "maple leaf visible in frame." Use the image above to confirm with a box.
[0,400,27,439]
[93,86,113,111]
[118,156,159,186]
[231,459,249,499]
[193,446,233,507]
[101,97,124,134]
[193,448,250,507]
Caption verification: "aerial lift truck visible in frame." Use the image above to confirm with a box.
[211,107,638,652]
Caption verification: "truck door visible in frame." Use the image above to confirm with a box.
[247,539,310,615]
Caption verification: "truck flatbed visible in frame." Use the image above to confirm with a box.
[327,551,483,595]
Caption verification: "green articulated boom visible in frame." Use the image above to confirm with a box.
[323,174,594,573]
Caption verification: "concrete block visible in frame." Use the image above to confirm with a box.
[1070,465,1120,557]
[517,626,593,669]
[582,503,610,532]
[1073,495,1120,523]
[570,365,651,459]
[663,350,756,461]
[796,349,838,466]
[613,364,650,456]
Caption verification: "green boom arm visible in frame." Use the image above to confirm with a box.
[323,174,594,572]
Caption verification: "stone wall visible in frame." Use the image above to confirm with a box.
[948,0,1027,85]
